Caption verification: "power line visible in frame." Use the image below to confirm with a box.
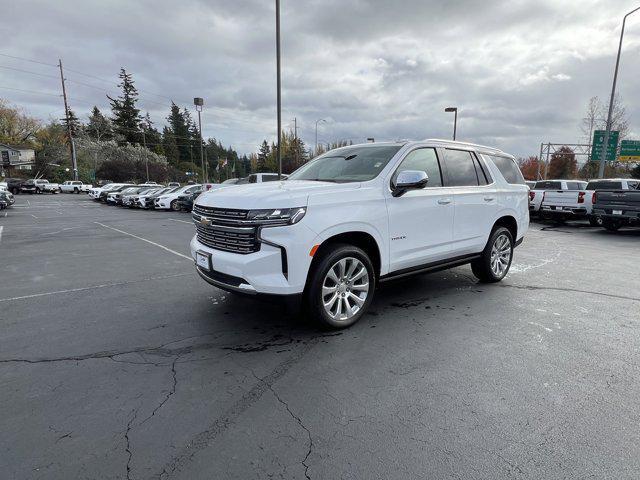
[0,85,60,97]
[0,53,58,67]
[0,64,59,79]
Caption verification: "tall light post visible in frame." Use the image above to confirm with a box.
[315,118,326,155]
[445,107,458,140]
[598,6,640,178]
[194,97,205,183]
[275,0,282,180]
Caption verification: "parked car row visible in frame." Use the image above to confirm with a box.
[0,189,15,209]
[528,177,640,231]
[0,178,95,194]
[89,182,205,211]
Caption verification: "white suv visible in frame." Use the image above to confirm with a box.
[190,140,529,328]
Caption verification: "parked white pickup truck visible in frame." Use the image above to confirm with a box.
[21,178,60,194]
[541,178,639,225]
[529,179,585,217]
[59,181,92,193]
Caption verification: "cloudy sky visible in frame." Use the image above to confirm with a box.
[2,0,640,158]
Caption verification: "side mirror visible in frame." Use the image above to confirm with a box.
[392,170,429,197]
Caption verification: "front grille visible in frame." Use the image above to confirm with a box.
[193,205,259,254]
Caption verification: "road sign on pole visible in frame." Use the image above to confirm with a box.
[619,140,640,162]
[591,130,619,162]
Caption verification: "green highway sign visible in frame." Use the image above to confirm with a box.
[619,139,640,162]
[591,130,619,162]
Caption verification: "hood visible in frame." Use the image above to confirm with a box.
[195,180,361,209]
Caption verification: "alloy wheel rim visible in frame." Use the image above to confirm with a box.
[322,257,369,322]
[490,234,511,277]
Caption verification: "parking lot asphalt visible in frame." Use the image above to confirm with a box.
[1,194,639,480]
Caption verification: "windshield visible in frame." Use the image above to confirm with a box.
[288,145,403,183]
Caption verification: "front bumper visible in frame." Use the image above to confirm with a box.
[190,221,317,296]
[155,198,171,209]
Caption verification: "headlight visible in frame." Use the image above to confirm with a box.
[247,207,306,226]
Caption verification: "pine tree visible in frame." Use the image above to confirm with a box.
[142,112,162,154]
[63,108,82,137]
[257,140,270,173]
[107,68,142,144]
[86,106,113,141]
[166,103,191,162]
[162,126,179,165]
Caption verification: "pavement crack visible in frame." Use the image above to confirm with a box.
[156,338,320,479]
[497,283,640,302]
[124,409,138,480]
[139,356,180,426]
[260,373,314,479]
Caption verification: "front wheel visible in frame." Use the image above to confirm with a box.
[305,244,375,329]
[35,188,41,194]
[170,200,180,211]
[471,227,514,283]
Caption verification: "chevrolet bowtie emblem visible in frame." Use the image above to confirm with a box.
[199,216,212,226]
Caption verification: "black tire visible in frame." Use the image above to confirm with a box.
[602,218,622,232]
[471,226,514,283]
[304,243,376,329]
[589,216,602,227]
[170,200,180,211]
[74,188,79,194]
[35,188,41,194]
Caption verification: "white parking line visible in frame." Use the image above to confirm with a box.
[169,218,192,224]
[94,222,192,260]
[30,214,38,219]
[0,272,192,303]
[0,226,3,243]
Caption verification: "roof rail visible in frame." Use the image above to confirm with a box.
[423,138,505,154]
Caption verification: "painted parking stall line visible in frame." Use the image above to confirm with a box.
[94,221,192,261]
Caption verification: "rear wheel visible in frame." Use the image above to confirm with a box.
[471,227,513,283]
[602,218,622,231]
[589,216,603,227]
[35,187,41,194]
[74,187,79,194]
[305,244,375,329]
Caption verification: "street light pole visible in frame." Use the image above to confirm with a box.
[194,97,205,183]
[598,6,640,179]
[315,118,325,156]
[444,107,458,141]
[276,0,282,180]
[141,128,149,182]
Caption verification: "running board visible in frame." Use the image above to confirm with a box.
[380,254,481,283]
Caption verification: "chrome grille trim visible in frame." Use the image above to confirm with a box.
[193,205,259,254]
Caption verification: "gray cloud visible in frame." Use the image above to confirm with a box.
[2,0,639,156]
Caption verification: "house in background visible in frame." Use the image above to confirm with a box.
[0,143,36,176]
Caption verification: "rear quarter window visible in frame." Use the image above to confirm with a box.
[486,155,525,185]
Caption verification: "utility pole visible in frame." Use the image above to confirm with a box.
[58,59,78,180]
[276,0,282,180]
[599,6,640,178]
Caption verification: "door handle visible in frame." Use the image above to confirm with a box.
[437,198,452,205]
[484,197,495,202]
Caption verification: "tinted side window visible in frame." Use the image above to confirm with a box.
[585,181,623,190]
[628,181,639,190]
[488,155,525,185]
[262,175,279,182]
[566,182,582,190]
[444,149,479,187]
[248,175,258,184]
[393,148,442,187]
